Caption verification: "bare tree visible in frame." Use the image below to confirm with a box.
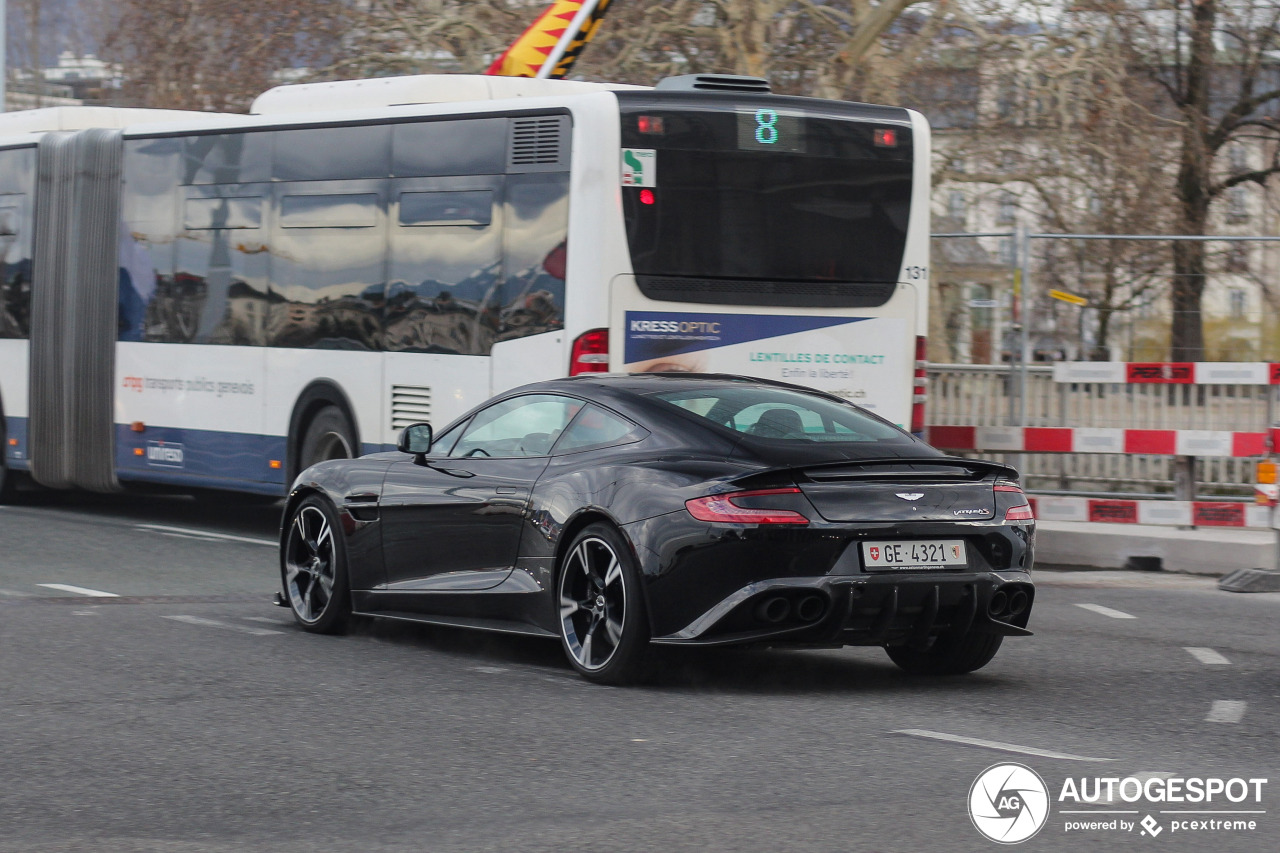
[1101,0,1280,361]
[102,0,350,112]
[331,1,547,78]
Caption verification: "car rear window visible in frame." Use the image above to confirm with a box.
[648,386,908,442]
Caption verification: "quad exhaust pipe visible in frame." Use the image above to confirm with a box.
[754,594,828,625]
[755,596,791,623]
[988,585,1032,620]
[795,595,826,623]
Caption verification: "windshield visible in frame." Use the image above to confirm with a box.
[648,385,911,443]
[617,93,913,308]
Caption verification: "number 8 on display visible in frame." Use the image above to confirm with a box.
[754,109,779,145]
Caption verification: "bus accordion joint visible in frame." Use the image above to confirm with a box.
[570,328,609,375]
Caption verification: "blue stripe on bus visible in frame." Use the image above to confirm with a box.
[116,424,288,491]
[9,419,392,494]
[4,415,30,471]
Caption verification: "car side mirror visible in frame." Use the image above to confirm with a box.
[397,422,433,456]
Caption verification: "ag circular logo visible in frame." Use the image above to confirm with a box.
[969,762,1051,844]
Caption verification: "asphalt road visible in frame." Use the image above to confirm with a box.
[1,489,1277,853]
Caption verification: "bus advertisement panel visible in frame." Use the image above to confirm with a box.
[620,308,911,425]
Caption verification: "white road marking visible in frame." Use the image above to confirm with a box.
[1074,603,1136,619]
[37,583,119,598]
[71,610,100,616]
[1185,647,1231,666]
[892,729,1114,762]
[1206,700,1246,723]
[241,616,284,624]
[136,524,275,547]
[0,588,35,597]
[162,615,283,636]
[471,666,508,674]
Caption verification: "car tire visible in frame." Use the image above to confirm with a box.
[557,522,652,685]
[885,632,1003,675]
[281,495,352,634]
[299,406,357,473]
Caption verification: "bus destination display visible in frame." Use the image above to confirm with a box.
[736,108,805,153]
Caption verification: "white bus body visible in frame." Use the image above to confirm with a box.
[0,75,929,498]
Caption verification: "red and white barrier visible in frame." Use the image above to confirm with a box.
[1052,361,1280,384]
[1029,496,1270,529]
[926,425,1272,458]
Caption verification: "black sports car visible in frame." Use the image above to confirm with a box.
[278,374,1035,684]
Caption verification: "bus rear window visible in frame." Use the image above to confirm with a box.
[618,95,913,308]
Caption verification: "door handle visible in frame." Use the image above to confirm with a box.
[495,487,518,495]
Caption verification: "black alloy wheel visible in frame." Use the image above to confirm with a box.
[885,632,1004,675]
[299,406,357,472]
[281,496,351,633]
[557,523,651,685]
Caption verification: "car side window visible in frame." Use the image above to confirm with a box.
[429,418,467,456]
[450,394,583,458]
[554,404,644,454]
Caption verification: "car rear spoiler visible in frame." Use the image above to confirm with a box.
[736,456,1020,486]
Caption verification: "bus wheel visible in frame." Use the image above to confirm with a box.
[299,406,357,473]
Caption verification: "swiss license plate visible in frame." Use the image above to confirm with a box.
[861,540,967,571]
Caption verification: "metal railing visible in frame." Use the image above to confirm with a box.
[926,363,1268,496]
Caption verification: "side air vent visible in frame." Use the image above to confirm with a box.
[391,385,432,431]
[655,74,772,94]
[508,116,569,171]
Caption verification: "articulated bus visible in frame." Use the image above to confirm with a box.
[0,73,930,500]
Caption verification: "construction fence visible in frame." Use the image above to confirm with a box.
[927,231,1280,498]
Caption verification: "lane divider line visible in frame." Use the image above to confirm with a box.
[37,583,119,598]
[136,524,275,547]
[1206,701,1246,724]
[1074,603,1137,619]
[892,729,1115,762]
[161,614,284,636]
[1185,647,1231,666]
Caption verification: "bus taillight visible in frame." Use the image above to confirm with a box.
[570,328,610,375]
[911,335,927,436]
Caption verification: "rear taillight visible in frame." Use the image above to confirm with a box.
[996,482,1034,521]
[685,488,810,525]
[911,336,927,436]
[569,328,609,375]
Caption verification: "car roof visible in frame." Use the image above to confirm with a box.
[550,372,816,397]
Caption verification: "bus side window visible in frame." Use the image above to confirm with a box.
[0,158,32,340]
[183,132,271,186]
[120,136,181,343]
[268,184,387,351]
[386,178,503,356]
[392,118,506,178]
[500,173,568,343]
[180,192,269,346]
